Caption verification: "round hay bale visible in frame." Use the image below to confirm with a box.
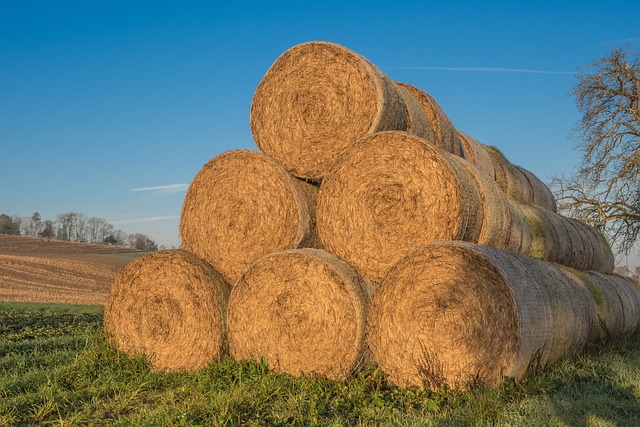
[368,241,553,389]
[505,200,533,254]
[227,248,370,380]
[456,131,496,179]
[601,273,640,335]
[520,203,565,261]
[508,165,536,204]
[581,271,630,338]
[577,221,614,273]
[397,84,436,142]
[516,256,596,364]
[564,217,601,272]
[179,149,318,284]
[515,204,612,272]
[448,155,512,249]
[516,166,557,212]
[317,131,483,282]
[250,41,408,180]
[485,146,536,204]
[485,145,510,192]
[104,250,230,372]
[592,227,614,273]
[396,82,464,157]
[559,267,609,340]
[556,216,589,271]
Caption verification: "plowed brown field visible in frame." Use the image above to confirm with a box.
[0,235,146,305]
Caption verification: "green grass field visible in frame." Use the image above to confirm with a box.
[2,302,640,426]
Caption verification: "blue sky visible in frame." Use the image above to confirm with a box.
[1,1,638,268]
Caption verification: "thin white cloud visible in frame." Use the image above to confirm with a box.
[110,215,180,225]
[129,183,189,192]
[389,66,574,75]
[605,37,640,46]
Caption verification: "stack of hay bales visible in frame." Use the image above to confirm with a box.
[104,41,640,389]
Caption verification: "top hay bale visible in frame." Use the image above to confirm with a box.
[250,41,408,181]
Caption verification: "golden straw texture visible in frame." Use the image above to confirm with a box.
[250,41,408,180]
[516,255,596,364]
[397,84,436,142]
[396,82,464,157]
[457,131,496,179]
[179,149,318,284]
[104,250,230,372]
[448,155,513,249]
[368,242,554,389]
[317,131,483,282]
[228,248,370,380]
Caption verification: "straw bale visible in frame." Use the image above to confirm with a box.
[582,271,633,338]
[179,149,318,284]
[562,217,613,273]
[368,241,554,389]
[317,131,483,282]
[227,248,370,380]
[516,204,612,272]
[602,274,640,334]
[516,256,596,363]
[397,84,436,142]
[520,203,566,261]
[396,83,464,157]
[448,155,512,248]
[516,166,557,212]
[250,41,408,180]
[104,250,230,372]
[576,220,614,273]
[484,146,535,204]
[505,200,533,254]
[485,145,510,192]
[456,131,496,179]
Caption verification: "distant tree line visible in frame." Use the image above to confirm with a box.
[0,211,158,251]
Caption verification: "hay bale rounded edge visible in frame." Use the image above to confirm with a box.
[179,149,318,284]
[317,131,483,282]
[368,241,554,389]
[104,250,230,372]
[396,82,464,157]
[250,41,408,180]
[227,248,371,381]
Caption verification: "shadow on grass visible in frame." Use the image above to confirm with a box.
[519,334,640,426]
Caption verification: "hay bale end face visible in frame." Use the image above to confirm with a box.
[368,241,555,389]
[104,250,230,372]
[250,41,408,180]
[179,149,318,284]
[317,131,483,283]
[228,248,370,380]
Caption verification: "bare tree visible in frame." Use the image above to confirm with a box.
[55,212,76,241]
[552,47,640,255]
